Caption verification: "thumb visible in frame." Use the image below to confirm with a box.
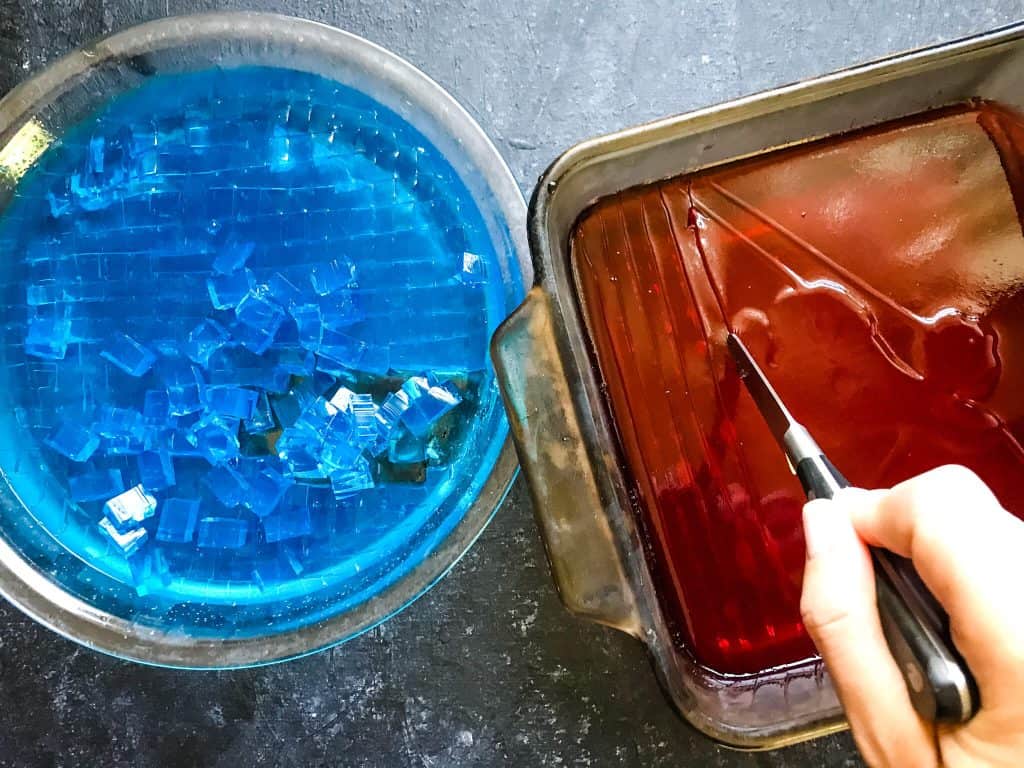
[800,491,935,767]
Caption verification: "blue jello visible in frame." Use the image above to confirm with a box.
[207,270,255,310]
[100,332,157,377]
[136,451,175,492]
[68,468,125,502]
[44,421,100,462]
[0,66,514,643]
[156,498,200,544]
[196,517,250,549]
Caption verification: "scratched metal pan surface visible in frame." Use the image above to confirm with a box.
[491,24,1024,750]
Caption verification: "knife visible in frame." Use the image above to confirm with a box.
[726,332,978,724]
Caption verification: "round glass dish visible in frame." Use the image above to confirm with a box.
[0,13,528,667]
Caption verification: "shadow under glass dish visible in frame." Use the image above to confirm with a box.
[0,14,528,668]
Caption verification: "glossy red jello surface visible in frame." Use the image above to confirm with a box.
[571,104,1024,675]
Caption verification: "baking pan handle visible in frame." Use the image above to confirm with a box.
[492,288,641,635]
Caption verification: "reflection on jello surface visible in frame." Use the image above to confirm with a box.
[572,103,1024,675]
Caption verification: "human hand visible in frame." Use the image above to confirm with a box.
[799,465,1024,767]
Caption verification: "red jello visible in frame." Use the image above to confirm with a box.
[571,103,1024,675]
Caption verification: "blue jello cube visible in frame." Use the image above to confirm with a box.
[388,427,426,464]
[206,346,288,392]
[196,517,249,549]
[327,390,376,447]
[88,135,105,173]
[311,369,336,397]
[268,125,295,174]
[164,362,204,416]
[352,396,378,444]
[379,389,411,425]
[156,498,200,543]
[136,451,175,491]
[46,191,70,218]
[26,283,60,306]
[95,406,146,440]
[270,346,315,376]
[98,517,147,557]
[292,304,323,351]
[69,468,125,502]
[68,172,114,212]
[254,365,296,395]
[244,467,292,517]
[238,430,273,458]
[230,319,277,355]
[100,332,156,377]
[261,505,312,543]
[400,373,433,399]
[186,111,211,153]
[320,427,362,472]
[129,549,172,596]
[142,390,170,422]
[356,341,391,376]
[61,280,106,304]
[103,484,158,532]
[207,269,254,310]
[269,380,317,428]
[291,397,335,440]
[275,430,324,480]
[212,240,255,275]
[285,483,335,518]
[310,259,355,295]
[135,149,158,176]
[193,417,241,465]
[44,421,99,462]
[325,386,355,414]
[371,390,411,456]
[103,435,146,456]
[456,251,488,285]
[400,379,462,438]
[25,316,72,360]
[235,289,285,337]
[185,319,230,367]
[163,428,204,457]
[268,271,307,307]
[318,292,362,330]
[203,465,249,508]
[328,458,374,500]
[317,328,367,370]
[275,315,300,345]
[204,386,258,420]
[244,392,276,435]
[129,548,172,596]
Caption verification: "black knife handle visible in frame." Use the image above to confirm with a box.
[795,454,979,723]
[795,453,849,501]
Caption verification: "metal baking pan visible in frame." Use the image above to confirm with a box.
[492,23,1024,750]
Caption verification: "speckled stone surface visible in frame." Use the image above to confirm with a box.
[0,2,1020,766]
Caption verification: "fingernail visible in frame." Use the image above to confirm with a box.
[802,500,851,559]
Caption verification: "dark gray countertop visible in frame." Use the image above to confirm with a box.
[0,2,1019,766]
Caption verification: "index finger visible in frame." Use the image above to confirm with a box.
[848,465,1024,708]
